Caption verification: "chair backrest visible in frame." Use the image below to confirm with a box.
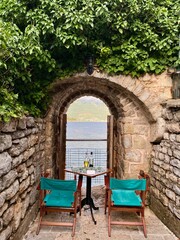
[110,178,146,191]
[40,177,77,192]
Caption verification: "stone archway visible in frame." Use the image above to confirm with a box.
[44,72,166,179]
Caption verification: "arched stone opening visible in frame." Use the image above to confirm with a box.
[45,73,163,179]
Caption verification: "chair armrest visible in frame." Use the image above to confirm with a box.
[104,175,110,190]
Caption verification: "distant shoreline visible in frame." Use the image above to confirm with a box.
[67,120,107,122]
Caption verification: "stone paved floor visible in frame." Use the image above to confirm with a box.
[23,187,178,240]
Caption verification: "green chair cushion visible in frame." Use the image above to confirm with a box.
[40,177,76,191]
[111,189,142,207]
[44,190,75,207]
[110,178,146,191]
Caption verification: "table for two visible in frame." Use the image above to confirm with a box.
[65,167,112,224]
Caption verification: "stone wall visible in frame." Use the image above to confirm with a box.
[0,117,45,240]
[150,100,180,238]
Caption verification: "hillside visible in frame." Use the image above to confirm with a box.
[67,97,110,122]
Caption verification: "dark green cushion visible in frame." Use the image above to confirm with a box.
[44,190,75,207]
[111,189,142,207]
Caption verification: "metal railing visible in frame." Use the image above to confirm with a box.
[65,147,107,186]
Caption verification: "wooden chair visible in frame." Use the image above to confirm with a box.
[106,174,149,238]
[36,177,81,237]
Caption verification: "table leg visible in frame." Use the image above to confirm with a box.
[81,176,99,224]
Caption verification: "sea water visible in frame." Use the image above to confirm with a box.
[66,122,107,186]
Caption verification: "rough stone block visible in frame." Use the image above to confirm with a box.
[177,135,180,143]
[12,131,26,140]
[26,117,35,128]
[150,117,166,142]
[152,164,158,172]
[173,167,180,178]
[0,218,3,231]
[174,207,180,219]
[0,152,12,178]
[23,147,35,161]
[0,179,2,192]
[19,168,29,183]
[158,168,166,176]
[19,177,30,194]
[3,205,14,226]
[166,189,176,201]
[172,149,180,159]
[173,185,180,196]
[5,180,19,200]
[170,158,180,168]
[17,118,27,130]
[12,202,22,231]
[30,174,36,186]
[153,158,161,166]
[166,173,178,183]
[167,124,180,133]
[165,154,171,162]
[0,135,12,152]
[27,135,39,147]
[9,138,28,157]
[155,181,164,191]
[151,186,159,197]
[163,132,169,140]
[123,135,132,148]
[133,135,147,149]
[21,196,30,219]
[161,147,168,154]
[130,163,149,176]
[159,192,169,206]
[29,187,38,206]
[26,158,33,167]
[176,196,180,207]
[12,155,23,168]
[161,163,170,171]
[125,150,142,162]
[138,90,151,102]
[0,192,6,209]
[123,123,134,134]
[1,120,18,133]
[0,225,12,240]
[28,165,34,175]
[2,170,17,189]
[174,110,180,121]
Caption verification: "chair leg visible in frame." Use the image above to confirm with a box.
[108,213,111,237]
[72,217,76,237]
[108,201,111,237]
[142,216,147,238]
[104,190,108,214]
[141,210,147,238]
[79,192,82,216]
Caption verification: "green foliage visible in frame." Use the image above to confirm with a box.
[0,87,26,122]
[0,0,179,121]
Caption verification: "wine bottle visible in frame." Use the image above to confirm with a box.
[89,152,94,167]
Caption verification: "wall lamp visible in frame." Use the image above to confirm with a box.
[87,55,94,75]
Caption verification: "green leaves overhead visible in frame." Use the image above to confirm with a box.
[0,0,179,121]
